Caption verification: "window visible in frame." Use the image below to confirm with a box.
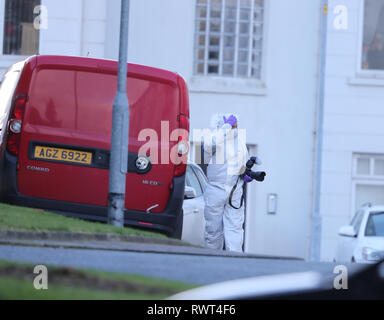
[365,212,384,236]
[353,154,384,211]
[186,165,204,197]
[3,0,40,55]
[361,0,384,71]
[191,165,208,192]
[351,210,364,235]
[354,154,384,178]
[194,0,264,78]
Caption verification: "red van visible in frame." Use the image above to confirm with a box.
[0,55,189,238]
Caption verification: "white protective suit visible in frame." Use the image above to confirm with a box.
[203,114,248,252]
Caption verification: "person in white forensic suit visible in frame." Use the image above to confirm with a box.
[202,114,249,252]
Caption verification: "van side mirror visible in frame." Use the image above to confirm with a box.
[184,186,197,200]
[338,225,357,238]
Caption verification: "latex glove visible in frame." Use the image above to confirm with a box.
[244,175,253,183]
[223,115,237,127]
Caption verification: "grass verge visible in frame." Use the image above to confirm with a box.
[0,260,195,300]
[0,202,165,238]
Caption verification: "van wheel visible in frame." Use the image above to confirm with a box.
[169,211,183,239]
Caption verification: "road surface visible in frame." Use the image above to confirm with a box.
[0,245,364,285]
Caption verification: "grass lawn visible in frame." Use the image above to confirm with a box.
[0,260,195,300]
[0,202,166,238]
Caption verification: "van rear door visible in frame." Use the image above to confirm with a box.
[17,56,182,213]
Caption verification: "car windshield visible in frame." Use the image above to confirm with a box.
[365,212,384,237]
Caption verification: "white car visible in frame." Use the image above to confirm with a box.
[335,204,384,264]
[182,163,207,246]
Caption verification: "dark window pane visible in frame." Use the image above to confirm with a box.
[196,35,206,46]
[365,213,384,237]
[197,20,207,32]
[196,63,205,74]
[210,5,222,19]
[3,0,41,55]
[210,20,221,32]
[224,35,235,47]
[196,6,208,18]
[208,64,219,74]
[196,49,205,60]
[209,50,219,60]
[362,0,384,70]
[209,36,220,46]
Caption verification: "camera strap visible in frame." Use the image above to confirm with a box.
[229,176,245,210]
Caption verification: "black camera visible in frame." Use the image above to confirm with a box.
[244,157,266,182]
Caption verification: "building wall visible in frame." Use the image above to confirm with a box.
[39,0,108,58]
[321,0,384,261]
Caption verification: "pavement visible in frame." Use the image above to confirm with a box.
[0,230,303,260]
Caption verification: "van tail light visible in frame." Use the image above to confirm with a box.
[6,94,27,156]
[13,95,27,120]
[178,114,189,132]
[174,138,188,178]
[6,134,21,155]
[173,114,189,178]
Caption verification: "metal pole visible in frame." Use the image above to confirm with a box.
[108,0,130,227]
[310,0,328,261]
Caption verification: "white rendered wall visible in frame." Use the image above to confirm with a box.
[321,0,384,261]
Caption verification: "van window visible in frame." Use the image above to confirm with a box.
[0,69,21,131]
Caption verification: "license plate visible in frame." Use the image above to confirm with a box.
[34,146,93,165]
